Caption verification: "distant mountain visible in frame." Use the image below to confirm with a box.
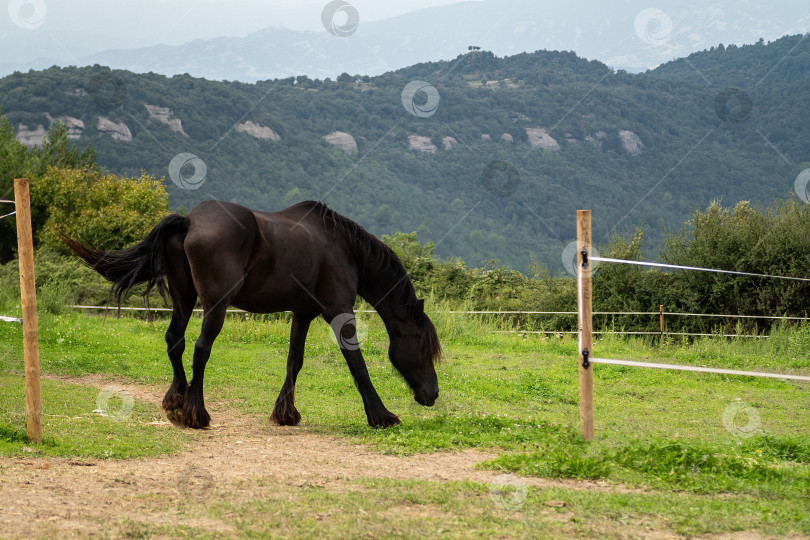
[1,0,809,81]
[650,34,810,86]
[1,37,809,273]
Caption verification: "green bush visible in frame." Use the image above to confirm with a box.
[383,198,810,335]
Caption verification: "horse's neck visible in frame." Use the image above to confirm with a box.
[358,277,407,333]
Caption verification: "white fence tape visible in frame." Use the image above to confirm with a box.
[590,256,810,282]
[589,357,810,382]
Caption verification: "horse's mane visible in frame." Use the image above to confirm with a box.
[297,201,441,365]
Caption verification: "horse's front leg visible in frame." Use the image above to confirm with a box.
[271,314,313,426]
[330,313,400,428]
[342,347,400,427]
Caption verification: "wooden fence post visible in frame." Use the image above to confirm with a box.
[14,178,42,444]
[577,210,594,442]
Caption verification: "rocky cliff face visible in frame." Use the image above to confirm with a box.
[562,130,643,156]
[323,131,357,155]
[15,124,47,148]
[48,114,85,139]
[618,130,644,156]
[97,117,133,142]
[15,114,85,147]
[11,104,643,159]
[144,104,186,136]
[235,121,280,141]
[525,127,560,151]
[408,134,437,154]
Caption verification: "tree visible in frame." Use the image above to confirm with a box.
[0,119,100,262]
[0,112,36,262]
[594,199,810,333]
[32,123,96,176]
[659,199,810,329]
[34,167,170,254]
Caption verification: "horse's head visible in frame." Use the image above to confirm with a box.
[388,299,441,406]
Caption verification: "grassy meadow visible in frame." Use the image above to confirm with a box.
[1,299,808,537]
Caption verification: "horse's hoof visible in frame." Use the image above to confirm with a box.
[162,393,185,411]
[270,405,301,426]
[368,410,401,429]
[186,412,211,429]
[166,408,186,427]
[180,404,211,429]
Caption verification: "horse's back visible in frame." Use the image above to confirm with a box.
[181,200,356,315]
[246,203,360,313]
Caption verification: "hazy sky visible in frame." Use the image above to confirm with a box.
[2,0,808,76]
[227,0,469,27]
[1,0,476,51]
[3,0,474,40]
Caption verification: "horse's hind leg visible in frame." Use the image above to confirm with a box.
[162,234,197,426]
[271,314,313,426]
[163,297,196,425]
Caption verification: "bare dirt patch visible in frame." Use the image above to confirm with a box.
[0,376,643,538]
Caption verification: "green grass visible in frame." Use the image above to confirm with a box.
[1,305,808,454]
[484,434,810,495]
[0,372,190,458]
[1,302,809,536]
[107,477,810,538]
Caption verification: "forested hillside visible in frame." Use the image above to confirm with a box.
[1,34,808,272]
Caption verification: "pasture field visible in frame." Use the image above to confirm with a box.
[0,302,808,538]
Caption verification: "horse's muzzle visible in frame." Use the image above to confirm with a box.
[415,388,439,407]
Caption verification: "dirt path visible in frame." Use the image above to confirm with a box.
[0,375,638,538]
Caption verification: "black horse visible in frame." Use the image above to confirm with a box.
[62,200,441,429]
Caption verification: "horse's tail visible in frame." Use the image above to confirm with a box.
[60,214,191,306]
